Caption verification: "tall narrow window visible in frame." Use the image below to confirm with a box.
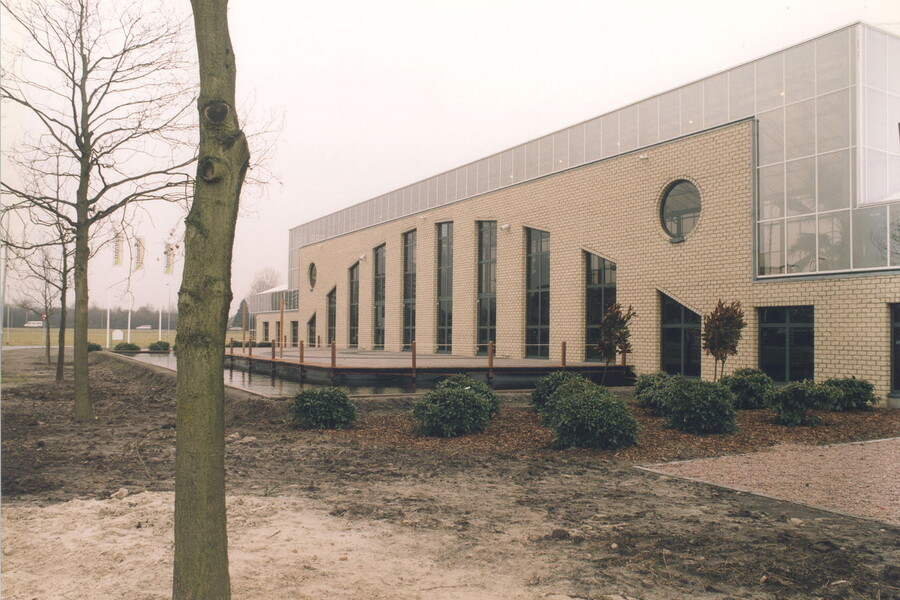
[373,245,385,349]
[326,288,336,345]
[348,262,359,348]
[585,253,617,360]
[660,293,701,376]
[290,321,298,347]
[477,221,497,354]
[759,306,814,382]
[402,230,417,350]
[525,228,550,358]
[436,222,453,353]
[307,313,317,347]
[892,304,900,395]
[262,321,269,342]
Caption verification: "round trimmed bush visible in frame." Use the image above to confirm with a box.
[87,342,102,352]
[540,376,596,426]
[114,342,140,353]
[289,387,357,430]
[148,341,171,353]
[766,380,835,426]
[436,374,500,415]
[546,384,639,449]
[635,372,677,416]
[821,377,877,411]
[719,368,773,409]
[413,386,494,437]
[664,379,737,434]
[531,371,588,415]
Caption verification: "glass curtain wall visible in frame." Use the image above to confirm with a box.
[402,230,417,350]
[660,294,701,376]
[758,306,815,382]
[373,245,386,349]
[585,253,617,360]
[477,221,497,354]
[348,263,359,347]
[436,223,453,353]
[526,228,550,358]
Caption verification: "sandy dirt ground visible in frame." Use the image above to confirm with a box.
[3,349,900,600]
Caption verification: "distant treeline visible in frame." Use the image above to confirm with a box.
[2,304,179,329]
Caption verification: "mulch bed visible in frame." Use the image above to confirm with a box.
[327,404,900,463]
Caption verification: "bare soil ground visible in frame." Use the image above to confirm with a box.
[3,349,900,600]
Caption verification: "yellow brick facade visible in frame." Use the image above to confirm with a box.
[297,122,900,398]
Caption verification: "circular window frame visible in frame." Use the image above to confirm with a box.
[308,263,317,289]
[659,179,702,243]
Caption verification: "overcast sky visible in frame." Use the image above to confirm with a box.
[4,0,900,314]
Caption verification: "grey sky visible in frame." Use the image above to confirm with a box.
[4,0,899,313]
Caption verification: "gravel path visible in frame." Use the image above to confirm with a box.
[649,437,900,524]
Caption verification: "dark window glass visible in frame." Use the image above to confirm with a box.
[326,288,336,345]
[348,263,359,347]
[758,306,814,382]
[402,230,417,350]
[584,253,617,360]
[373,245,385,349]
[526,228,550,358]
[290,321,298,347]
[660,293,701,376]
[308,264,317,289]
[307,313,317,347]
[477,221,497,354]
[661,180,701,240]
[262,321,269,342]
[436,223,453,352]
[892,304,900,394]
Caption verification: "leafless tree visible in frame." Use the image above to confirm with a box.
[248,267,281,294]
[174,0,248,597]
[1,0,196,420]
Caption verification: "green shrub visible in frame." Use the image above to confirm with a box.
[114,342,141,353]
[664,379,737,434]
[436,374,500,415]
[413,386,494,437]
[821,377,878,411]
[545,384,639,449]
[289,387,357,430]
[766,380,836,426]
[719,368,773,409]
[540,376,596,426]
[256,341,272,348]
[531,371,588,415]
[148,341,171,352]
[87,342,102,352]
[635,372,676,416]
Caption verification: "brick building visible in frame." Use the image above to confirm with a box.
[282,23,900,400]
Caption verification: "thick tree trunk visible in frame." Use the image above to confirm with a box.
[72,222,91,421]
[173,1,248,598]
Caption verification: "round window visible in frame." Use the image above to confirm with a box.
[308,263,317,289]
[660,180,701,240]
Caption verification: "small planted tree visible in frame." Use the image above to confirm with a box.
[702,300,746,381]
[595,303,636,382]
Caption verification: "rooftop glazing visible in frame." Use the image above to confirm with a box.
[290,23,900,286]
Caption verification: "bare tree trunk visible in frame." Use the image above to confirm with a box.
[56,278,68,383]
[73,222,91,421]
[43,317,50,364]
[173,1,248,598]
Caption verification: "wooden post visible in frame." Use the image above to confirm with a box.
[280,334,286,359]
[561,341,567,368]
[229,338,234,356]
[298,340,305,382]
[271,340,276,361]
[411,340,417,381]
[487,340,494,380]
[299,340,304,363]
[248,339,253,357]
[317,334,321,348]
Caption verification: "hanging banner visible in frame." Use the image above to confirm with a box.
[164,243,175,274]
[112,233,123,266]
[134,238,145,270]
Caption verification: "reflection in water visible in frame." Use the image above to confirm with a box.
[129,353,417,397]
